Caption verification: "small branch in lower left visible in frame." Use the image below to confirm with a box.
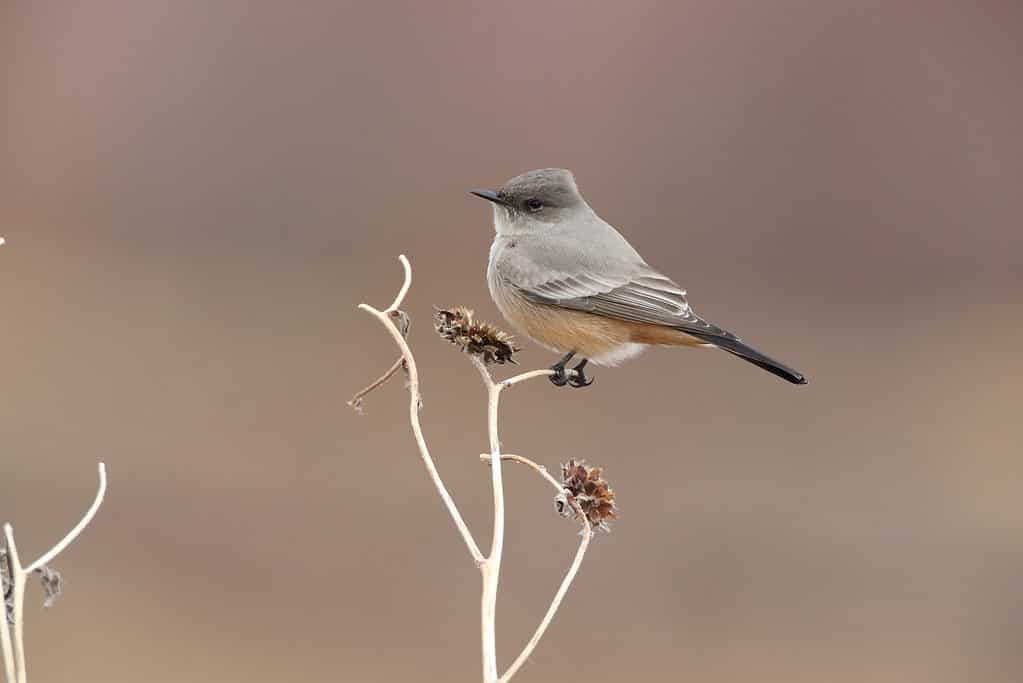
[1,462,108,683]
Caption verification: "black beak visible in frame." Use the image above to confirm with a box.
[469,189,507,206]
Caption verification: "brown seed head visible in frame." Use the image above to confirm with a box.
[560,459,618,531]
[434,307,519,365]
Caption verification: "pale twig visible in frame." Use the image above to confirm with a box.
[356,256,484,565]
[499,368,555,389]
[1,462,107,683]
[476,371,594,682]
[385,254,412,313]
[355,255,597,682]
[347,356,404,412]
[2,526,24,683]
[479,453,594,682]
[24,464,107,574]
[478,453,561,490]
[1,540,14,683]
[0,567,13,683]
[348,258,412,412]
[500,367,585,391]
[501,521,591,682]
[472,357,505,683]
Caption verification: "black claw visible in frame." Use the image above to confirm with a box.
[569,372,593,388]
[568,359,593,388]
[549,351,576,388]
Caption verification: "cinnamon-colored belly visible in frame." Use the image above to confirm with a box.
[492,285,704,358]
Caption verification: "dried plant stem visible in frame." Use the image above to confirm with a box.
[2,463,107,683]
[356,255,594,682]
[347,356,404,411]
[479,453,593,682]
[23,467,107,575]
[501,525,590,682]
[500,368,557,388]
[2,527,25,683]
[478,453,562,489]
[473,357,505,683]
[0,583,13,683]
[357,256,484,565]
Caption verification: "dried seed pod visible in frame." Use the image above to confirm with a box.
[434,307,519,365]
[561,459,618,531]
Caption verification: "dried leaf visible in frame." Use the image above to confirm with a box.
[37,566,62,608]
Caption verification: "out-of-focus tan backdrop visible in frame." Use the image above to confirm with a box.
[2,1,1021,681]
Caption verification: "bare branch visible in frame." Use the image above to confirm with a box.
[472,357,505,683]
[478,453,594,682]
[2,527,25,683]
[500,369,555,389]
[500,507,591,682]
[385,254,412,313]
[1,463,108,683]
[478,453,562,491]
[25,463,107,574]
[354,256,603,682]
[356,260,484,565]
[499,367,583,390]
[0,536,14,683]
[347,356,404,413]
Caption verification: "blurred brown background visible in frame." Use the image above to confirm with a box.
[2,1,1022,681]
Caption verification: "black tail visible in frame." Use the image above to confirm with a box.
[685,330,808,385]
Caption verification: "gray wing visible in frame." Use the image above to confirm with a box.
[497,238,808,384]
[518,264,739,342]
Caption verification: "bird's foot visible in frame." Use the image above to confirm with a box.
[548,351,575,387]
[549,365,570,387]
[568,359,593,388]
[549,355,594,388]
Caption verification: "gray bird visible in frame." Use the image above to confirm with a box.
[471,168,808,387]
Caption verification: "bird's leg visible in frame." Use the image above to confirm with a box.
[549,351,576,387]
[568,358,593,388]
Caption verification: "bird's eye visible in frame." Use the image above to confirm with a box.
[525,198,543,212]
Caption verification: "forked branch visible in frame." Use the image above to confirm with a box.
[356,255,484,565]
[352,256,615,682]
[480,453,593,682]
[2,462,108,683]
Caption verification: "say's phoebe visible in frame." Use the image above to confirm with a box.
[471,168,808,387]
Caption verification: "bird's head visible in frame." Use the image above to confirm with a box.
[470,168,587,234]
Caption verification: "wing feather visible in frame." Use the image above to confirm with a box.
[517,264,738,342]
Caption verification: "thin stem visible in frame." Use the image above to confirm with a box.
[0,627,12,683]
[474,360,506,562]
[473,358,505,683]
[478,454,561,490]
[479,452,594,683]
[499,366,583,391]
[0,535,15,683]
[2,528,24,683]
[500,516,591,682]
[356,255,597,682]
[357,260,484,565]
[384,254,412,313]
[500,368,555,389]
[25,463,107,574]
[347,356,403,412]
[1,463,108,683]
